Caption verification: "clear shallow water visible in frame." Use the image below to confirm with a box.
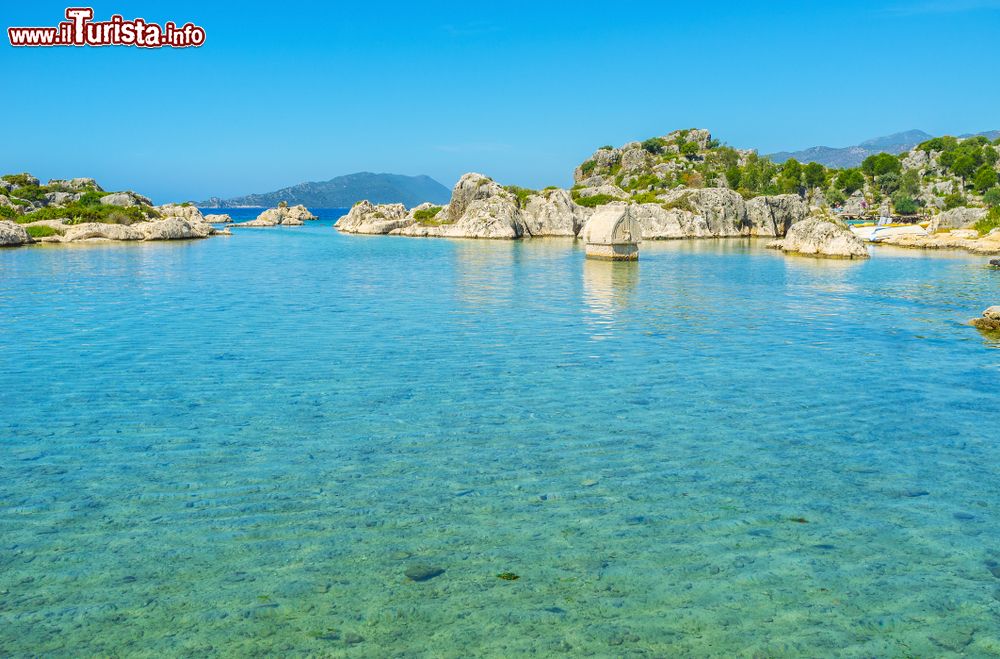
[1,211,999,657]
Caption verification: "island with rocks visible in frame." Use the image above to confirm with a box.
[0,174,318,248]
[337,127,1000,259]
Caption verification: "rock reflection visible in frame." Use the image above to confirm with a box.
[582,258,639,340]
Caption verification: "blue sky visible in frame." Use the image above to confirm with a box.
[2,1,999,202]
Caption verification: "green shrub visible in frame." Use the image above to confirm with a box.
[0,205,17,219]
[19,202,149,225]
[1,173,36,187]
[825,187,846,207]
[574,194,616,208]
[984,187,1000,208]
[25,224,58,238]
[598,145,614,151]
[579,160,597,176]
[631,192,660,204]
[861,153,902,177]
[661,194,695,212]
[973,165,997,194]
[943,193,966,210]
[413,206,443,222]
[680,142,700,158]
[543,185,558,190]
[891,193,919,215]
[503,185,535,207]
[974,207,1000,235]
[625,173,660,191]
[641,137,667,155]
[78,190,108,206]
[9,185,50,202]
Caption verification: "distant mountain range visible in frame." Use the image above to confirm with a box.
[198,172,450,208]
[768,129,1000,168]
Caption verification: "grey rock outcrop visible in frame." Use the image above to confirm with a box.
[137,217,213,240]
[48,177,102,191]
[770,213,869,258]
[397,194,526,239]
[927,207,987,233]
[44,191,82,206]
[203,213,232,223]
[746,194,808,236]
[155,203,205,223]
[100,191,152,207]
[234,204,317,227]
[62,222,145,242]
[335,201,413,234]
[521,189,588,237]
[0,221,32,246]
[575,184,628,200]
[630,203,713,239]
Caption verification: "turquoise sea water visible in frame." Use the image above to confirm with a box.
[2,211,999,657]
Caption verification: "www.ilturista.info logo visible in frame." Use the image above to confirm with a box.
[8,7,205,48]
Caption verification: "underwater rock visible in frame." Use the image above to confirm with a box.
[404,564,444,582]
[990,258,1000,268]
[970,306,1000,332]
[344,633,364,645]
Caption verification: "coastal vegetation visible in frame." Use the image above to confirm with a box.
[572,128,1000,219]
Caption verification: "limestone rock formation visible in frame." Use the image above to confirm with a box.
[746,194,808,236]
[0,221,32,246]
[100,191,153,207]
[926,207,987,233]
[156,203,206,224]
[137,217,213,240]
[204,213,233,223]
[61,222,145,242]
[335,201,413,234]
[521,189,588,237]
[770,213,869,258]
[234,204,317,227]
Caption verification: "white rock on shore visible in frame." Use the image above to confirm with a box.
[769,213,869,258]
[0,221,32,246]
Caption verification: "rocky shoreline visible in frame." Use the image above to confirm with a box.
[0,173,319,248]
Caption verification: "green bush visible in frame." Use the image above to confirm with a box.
[78,190,107,206]
[18,202,149,225]
[641,138,667,155]
[943,193,966,210]
[503,185,535,207]
[803,162,826,189]
[836,168,865,194]
[9,185,50,202]
[680,141,700,157]
[984,187,1000,208]
[973,165,997,194]
[825,187,847,207]
[579,160,597,176]
[574,194,616,208]
[974,207,1000,235]
[413,206,443,222]
[861,153,902,177]
[631,192,660,204]
[25,224,58,238]
[891,193,919,215]
[0,205,17,219]
[1,173,36,187]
